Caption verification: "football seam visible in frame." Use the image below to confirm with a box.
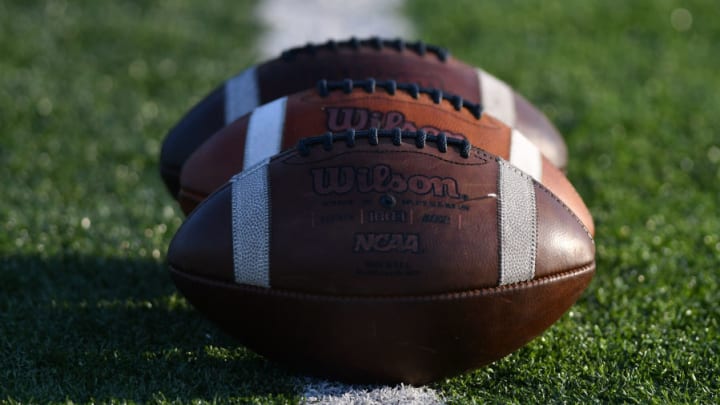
[168,261,595,302]
[179,187,211,204]
[282,147,490,167]
[297,128,474,158]
[496,157,594,241]
[316,79,483,119]
[280,37,449,62]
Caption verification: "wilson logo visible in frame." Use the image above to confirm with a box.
[311,164,463,199]
[325,107,464,138]
[353,233,420,253]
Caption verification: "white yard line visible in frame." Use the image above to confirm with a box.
[254,1,444,403]
[301,379,444,405]
[255,0,414,59]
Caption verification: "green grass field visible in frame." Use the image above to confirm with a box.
[1,0,718,403]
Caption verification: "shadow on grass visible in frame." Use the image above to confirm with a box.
[0,254,297,403]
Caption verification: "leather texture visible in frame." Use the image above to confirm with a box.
[167,139,595,384]
[160,39,567,197]
[169,264,594,385]
[178,85,594,235]
[177,115,250,215]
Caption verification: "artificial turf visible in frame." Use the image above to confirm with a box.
[1,1,297,403]
[407,0,720,402]
[1,0,718,403]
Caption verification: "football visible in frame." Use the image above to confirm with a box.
[178,79,594,235]
[167,129,595,385]
[160,37,567,197]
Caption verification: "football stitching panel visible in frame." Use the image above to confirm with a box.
[298,90,500,131]
[279,148,490,168]
[279,37,450,62]
[316,79,482,119]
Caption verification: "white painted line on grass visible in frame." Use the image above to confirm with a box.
[302,379,444,405]
[255,0,414,59]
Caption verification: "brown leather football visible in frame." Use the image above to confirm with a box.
[178,79,593,235]
[160,37,566,197]
[167,129,595,385]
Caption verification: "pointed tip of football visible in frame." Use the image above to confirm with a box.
[534,181,595,279]
[160,85,227,197]
[177,115,251,215]
[168,183,235,283]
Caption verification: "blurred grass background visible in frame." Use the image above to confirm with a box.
[1,0,718,403]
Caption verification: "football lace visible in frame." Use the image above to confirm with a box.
[297,128,472,158]
[280,37,449,62]
[316,78,483,119]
